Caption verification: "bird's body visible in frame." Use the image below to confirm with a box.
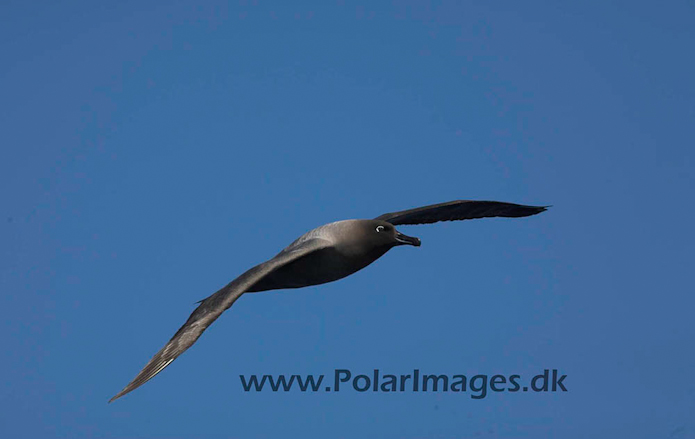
[110,200,547,402]
[249,220,409,292]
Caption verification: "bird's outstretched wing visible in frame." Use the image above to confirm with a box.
[374,200,548,225]
[109,238,332,403]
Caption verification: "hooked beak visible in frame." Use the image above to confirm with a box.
[395,230,421,247]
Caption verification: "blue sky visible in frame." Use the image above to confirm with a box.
[2,0,694,437]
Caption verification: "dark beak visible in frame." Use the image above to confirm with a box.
[395,230,421,247]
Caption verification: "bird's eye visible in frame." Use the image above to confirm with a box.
[376,225,385,233]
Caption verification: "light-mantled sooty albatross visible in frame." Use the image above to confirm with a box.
[109,199,548,402]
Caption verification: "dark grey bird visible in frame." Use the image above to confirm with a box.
[109,200,547,402]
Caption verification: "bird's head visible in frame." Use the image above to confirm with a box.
[365,220,421,248]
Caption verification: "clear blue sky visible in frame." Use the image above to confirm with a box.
[2,1,694,437]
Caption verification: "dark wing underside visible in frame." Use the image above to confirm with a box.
[374,200,548,226]
[109,238,331,403]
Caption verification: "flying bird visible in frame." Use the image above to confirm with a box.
[109,200,547,402]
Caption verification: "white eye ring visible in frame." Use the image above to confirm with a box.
[376,225,385,232]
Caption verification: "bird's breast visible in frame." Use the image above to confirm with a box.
[248,246,389,292]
